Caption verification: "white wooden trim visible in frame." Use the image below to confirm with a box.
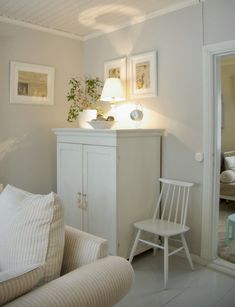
[169,244,208,266]
[201,47,214,261]
[208,258,235,277]
[202,40,235,262]
[204,40,235,54]
[0,16,82,41]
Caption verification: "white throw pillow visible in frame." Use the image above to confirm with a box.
[224,156,235,171]
[0,185,64,284]
[220,170,235,183]
[0,263,44,305]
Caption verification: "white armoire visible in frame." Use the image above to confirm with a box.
[53,128,163,258]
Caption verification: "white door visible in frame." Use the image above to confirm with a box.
[57,143,83,230]
[83,145,117,255]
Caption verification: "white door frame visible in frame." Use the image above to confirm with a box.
[201,39,235,265]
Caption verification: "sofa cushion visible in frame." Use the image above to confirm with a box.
[0,263,44,305]
[224,156,235,171]
[0,185,65,284]
[220,170,235,183]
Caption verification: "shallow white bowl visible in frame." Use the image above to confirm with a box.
[87,120,116,129]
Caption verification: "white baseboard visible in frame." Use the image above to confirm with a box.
[173,247,208,266]
[208,258,235,277]
[137,243,235,278]
[175,247,235,277]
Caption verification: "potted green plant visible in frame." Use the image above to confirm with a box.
[66,77,103,126]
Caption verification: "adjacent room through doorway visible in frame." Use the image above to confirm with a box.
[218,55,235,264]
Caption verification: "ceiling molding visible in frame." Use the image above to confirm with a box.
[0,16,82,41]
[82,0,200,41]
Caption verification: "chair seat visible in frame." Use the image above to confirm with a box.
[134,219,189,237]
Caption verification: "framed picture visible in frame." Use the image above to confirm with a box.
[10,61,55,105]
[130,51,157,98]
[104,57,126,97]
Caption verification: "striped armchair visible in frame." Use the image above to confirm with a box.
[5,226,134,307]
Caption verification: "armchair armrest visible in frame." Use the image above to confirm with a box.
[6,256,134,307]
[61,226,108,274]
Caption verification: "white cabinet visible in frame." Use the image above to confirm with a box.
[53,128,163,258]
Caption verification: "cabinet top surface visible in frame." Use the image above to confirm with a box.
[53,128,164,146]
[52,128,164,136]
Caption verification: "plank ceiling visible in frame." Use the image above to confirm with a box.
[0,0,199,40]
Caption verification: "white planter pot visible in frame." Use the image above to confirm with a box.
[78,109,97,129]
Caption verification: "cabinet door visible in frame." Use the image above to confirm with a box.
[57,143,83,230]
[83,145,117,255]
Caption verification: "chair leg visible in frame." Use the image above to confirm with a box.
[164,236,168,290]
[181,234,194,270]
[153,235,159,256]
[129,229,141,263]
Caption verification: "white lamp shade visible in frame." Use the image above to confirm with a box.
[100,78,125,102]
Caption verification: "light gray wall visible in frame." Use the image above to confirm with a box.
[0,22,82,193]
[203,0,235,45]
[83,4,203,255]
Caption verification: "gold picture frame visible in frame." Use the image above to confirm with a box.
[130,51,157,98]
[10,61,55,105]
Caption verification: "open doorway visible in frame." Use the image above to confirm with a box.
[218,55,235,263]
[202,40,235,275]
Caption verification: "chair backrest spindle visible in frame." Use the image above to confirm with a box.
[161,184,171,220]
[180,187,186,224]
[155,178,194,226]
[183,187,190,226]
[174,186,181,223]
[168,185,175,222]
[153,183,165,220]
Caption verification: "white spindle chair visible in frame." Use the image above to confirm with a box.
[129,178,194,289]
